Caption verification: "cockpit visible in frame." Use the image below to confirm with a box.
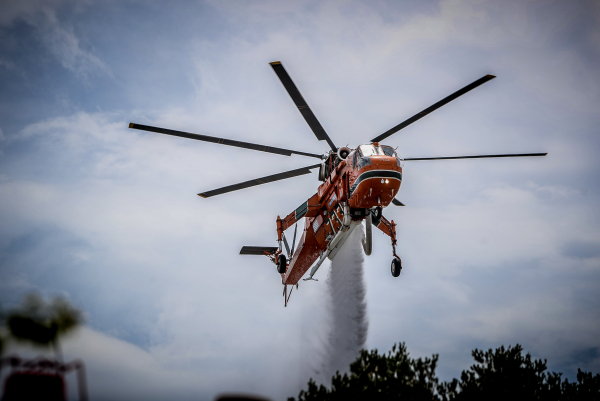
[353,144,404,169]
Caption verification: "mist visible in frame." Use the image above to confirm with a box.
[302,226,369,386]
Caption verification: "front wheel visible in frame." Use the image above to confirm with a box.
[277,254,287,274]
[391,258,402,277]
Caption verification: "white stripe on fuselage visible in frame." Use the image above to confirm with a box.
[351,170,402,196]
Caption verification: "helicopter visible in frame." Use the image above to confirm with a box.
[129,61,546,306]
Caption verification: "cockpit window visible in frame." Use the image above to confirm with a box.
[357,156,372,169]
[358,145,379,157]
[381,145,396,157]
[359,144,396,157]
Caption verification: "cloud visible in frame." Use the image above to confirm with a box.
[562,241,600,260]
[0,0,67,27]
[0,0,110,80]
[35,9,111,80]
[0,109,322,397]
[0,58,16,71]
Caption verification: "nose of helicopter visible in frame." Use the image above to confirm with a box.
[349,156,402,209]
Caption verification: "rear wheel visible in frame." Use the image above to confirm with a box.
[277,254,287,274]
[391,258,402,277]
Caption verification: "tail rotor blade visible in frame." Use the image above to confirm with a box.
[240,246,278,255]
[391,198,405,206]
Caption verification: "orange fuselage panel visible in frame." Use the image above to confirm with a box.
[348,156,402,209]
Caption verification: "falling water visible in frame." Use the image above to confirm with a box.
[303,225,369,385]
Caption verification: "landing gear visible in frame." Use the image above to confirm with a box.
[277,254,287,274]
[362,211,372,256]
[368,213,401,276]
[371,206,382,226]
[391,258,402,277]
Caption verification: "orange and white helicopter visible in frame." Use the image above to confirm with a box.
[130,61,546,306]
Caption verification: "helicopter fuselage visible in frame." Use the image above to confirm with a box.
[276,143,402,285]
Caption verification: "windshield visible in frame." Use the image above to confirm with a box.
[381,145,396,157]
[358,145,380,157]
[359,144,396,157]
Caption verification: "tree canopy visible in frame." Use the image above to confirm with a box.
[290,343,600,401]
[0,293,83,359]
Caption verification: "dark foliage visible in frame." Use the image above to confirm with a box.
[437,344,600,401]
[291,343,600,401]
[289,343,440,401]
[2,293,82,352]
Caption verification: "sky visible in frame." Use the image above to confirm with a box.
[0,0,599,399]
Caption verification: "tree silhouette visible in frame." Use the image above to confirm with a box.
[439,344,555,400]
[289,343,440,401]
[438,344,600,401]
[2,293,83,360]
[291,343,600,400]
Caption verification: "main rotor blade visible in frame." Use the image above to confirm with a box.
[198,164,321,198]
[129,123,322,159]
[371,75,496,143]
[269,62,337,152]
[404,153,547,161]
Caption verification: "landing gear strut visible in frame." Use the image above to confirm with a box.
[371,206,382,226]
[371,214,402,277]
